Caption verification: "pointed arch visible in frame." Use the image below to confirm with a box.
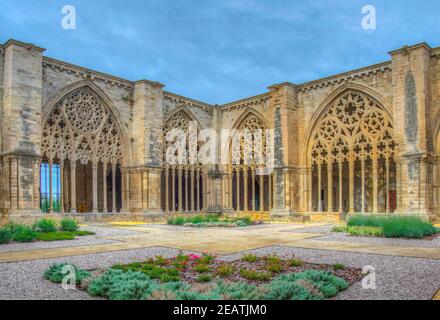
[232,107,269,130]
[164,106,205,131]
[42,80,129,164]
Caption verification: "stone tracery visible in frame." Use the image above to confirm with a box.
[41,87,123,213]
[310,90,397,213]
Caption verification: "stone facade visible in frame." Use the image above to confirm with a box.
[1,39,439,224]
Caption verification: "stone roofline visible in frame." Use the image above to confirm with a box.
[2,39,439,110]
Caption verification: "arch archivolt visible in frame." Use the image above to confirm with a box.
[307,89,397,214]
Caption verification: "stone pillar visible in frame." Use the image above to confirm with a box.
[60,160,64,213]
[2,40,45,213]
[327,162,333,212]
[390,43,432,216]
[338,161,343,213]
[112,164,117,213]
[48,160,53,213]
[317,164,322,212]
[92,162,98,213]
[349,159,355,213]
[102,162,108,213]
[70,161,77,213]
[178,168,183,212]
[372,157,378,213]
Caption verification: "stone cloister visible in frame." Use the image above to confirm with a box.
[1,39,440,224]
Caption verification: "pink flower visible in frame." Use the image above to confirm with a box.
[188,254,201,261]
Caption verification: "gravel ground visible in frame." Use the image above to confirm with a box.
[0,244,438,300]
[220,246,440,300]
[0,225,142,254]
[316,232,440,248]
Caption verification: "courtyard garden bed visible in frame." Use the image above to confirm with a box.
[0,218,95,244]
[167,215,259,228]
[44,253,363,300]
[333,214,440,239]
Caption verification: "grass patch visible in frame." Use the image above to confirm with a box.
[241,253,258,263]
[332,225,383,237]
[36,231,95,242]
[346,214,439,239]
[167,215,253,227]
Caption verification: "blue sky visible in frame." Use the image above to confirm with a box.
[1,0,438,104]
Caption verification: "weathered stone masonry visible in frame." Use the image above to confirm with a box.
[1,39,439,224]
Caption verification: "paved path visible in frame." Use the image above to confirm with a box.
[0,223,439,262]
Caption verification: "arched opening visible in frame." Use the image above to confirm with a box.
[41,86,124,213]
[162,110,204,212]
[230,113,272,213]
[308,90,397,214]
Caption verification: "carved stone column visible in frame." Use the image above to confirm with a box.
[70,160,77,213]
[92,162,98,213]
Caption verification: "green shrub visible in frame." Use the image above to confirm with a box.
[60,218,79,232]
[0,228,12,244]
[37,232,75,241]
[88,269,158,300]
[347,214,439,239]
[263,280,321,300]
[291,270,348,298]
[44,263,90,284]
[216,264,235,277]
[265,255,282,264]
[332,225,348,233]
[289,258,303,267]
[347,226,383,237]
[199,254,214,264]
[33,218,58,233]
[241,253,258,263]
[235,220,248,227]
[13,227,37,242]
[239,269,272,281]
[267,262,284,273]
[168,217,186,225]
[193,264,211,273]
[214,281,261,300]
[196,274,212,283]
[332,264,345,271]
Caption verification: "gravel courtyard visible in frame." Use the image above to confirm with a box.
[0,223,438,300]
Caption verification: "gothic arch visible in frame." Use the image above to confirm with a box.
[42,80,130,164]
[164,106,205,131]
[231,107,270,131]
[40,82,126,213]
[305,82,393,164]
[306,86,397,214]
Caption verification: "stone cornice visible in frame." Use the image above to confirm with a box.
[220,92,272,111]
[43,57,134,90]
[297,61,391,93]
[3,39,46,53]
[163,91,214,114]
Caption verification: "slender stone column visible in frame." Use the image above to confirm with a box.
[112,164,117,213]
[268,173,272,210]
[186,170,190,211]
[260,174,264,212]
[48,160,53,213]
[70,160,77,213]
[317,164,322,212]
[372,158,378,213]
[349,159,355,213]
[190,169,195,212]
[338,161,343,213]
[92,162,98,213]
[165,167,169,212]
[102,162,108,213]
[243,168,248,211]
[236,168,241,211]
[251,170,256,211]
[196,168,200,211]
[327,162,333,212]
[361,158,365,213]
[307,167,312,211]
[178,168,183,212]
[385,159,390,213]
[60,160,64,213]
[171,168,176,211]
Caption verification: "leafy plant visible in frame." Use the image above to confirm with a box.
[60,218,79,232]
[241,253,258,263]
[0,228,12,244]
[289,258,303,267]
[33,218,58,233]
[332,264,345,271]
[88,269,158,300]
[196,274,212,283]
[193,264,211,273]
[13,227,37,242]
[267,262,284,273]
[44,263,90,284]
[239,269,272,281]
[216,264,235,277]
